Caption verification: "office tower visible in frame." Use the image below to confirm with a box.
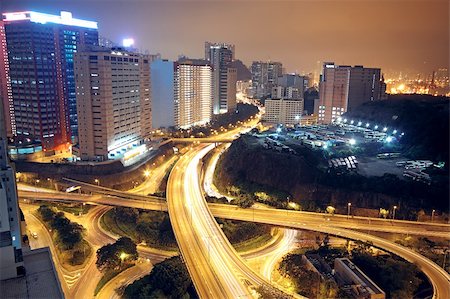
[0,20,14,137]
[174,58,212,129]
[251,61,283,98]
[0,90,24,280]
[263,98,304,125]
[318,62,381,123]
[74,47,152,161]
[151,59,175,129]
[205,42,236,114]
[2,11,98,148]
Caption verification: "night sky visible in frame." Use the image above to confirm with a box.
[2,0,449,76]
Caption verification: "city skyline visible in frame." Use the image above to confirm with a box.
[2,0,448,76]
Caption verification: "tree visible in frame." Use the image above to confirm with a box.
[96,237,138,272]
[114,207,139,224]
[123,256,193,299]
[38,205,55,222]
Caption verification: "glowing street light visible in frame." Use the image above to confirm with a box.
[350,120,354,124]
[347,202,352,219]
[276,127,282,133]
[374,125,379,130]
[385,136,393,143]
[383,127,388,132]
[357,121,362,126]
[392,205,397,220]
[365,123,370,127]
[348,138,356,145]
[431,209,436,222]
[119,252,129,261]
[94,178,100,186]
[343,118,347,123]
[144,170,150,177]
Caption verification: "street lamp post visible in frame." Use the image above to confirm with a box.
[392,205,397,220]
[347,202,352,219]
[94,178,100,186]
[431,209,436,222]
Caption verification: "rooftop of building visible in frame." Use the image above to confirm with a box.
[335,258,385,295]
[0,247,64,299]
[176,57,211,66]
[2,11,97,29]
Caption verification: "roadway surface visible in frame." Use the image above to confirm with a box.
[19,188,450,239]
[167,144,295,298]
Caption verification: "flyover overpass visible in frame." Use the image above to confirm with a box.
[18,189,450,299]
[172,137,234,143]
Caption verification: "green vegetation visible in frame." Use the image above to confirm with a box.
[95,237,138,295]
[96,237,138,271]
[123,256,197,299]
[37,205,90,266]
[216,218,273,251]
[100,207,178,250]
[279,253,338,298]
[395,236,449,273]
[215,133,449,216]
[94,264,132,296]
[351,252,422,298]
[345,95,449,164]
[171,103,258,138]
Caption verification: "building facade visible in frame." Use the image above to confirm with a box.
[174,59,212,129]
[2,11,98,148]
[74,47,151,161]
[151,59,175,129]
[0,20,14,137]
[318,62,382,123]
[251,61,283,98]
[0,93,23,280]
[205,42,236,114]
[263,98,304,125]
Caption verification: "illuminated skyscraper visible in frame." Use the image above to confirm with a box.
[2,11,98,148]
[74,47,152,161]
[174,58,212,128]
[205,42,236,114]
[318,62,381,123]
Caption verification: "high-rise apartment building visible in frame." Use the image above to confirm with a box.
[263,98,304,126]
[0,91,23,280]
[318,62,382,123]
[74,47,151,161]
[174,58,212,129]
[251,61,283,98]
[205,42,236,114]
[151,59,175,129]
[2,11,98,148]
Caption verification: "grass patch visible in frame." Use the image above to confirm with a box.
[233,231,274,252]
[100,208,178,251]
[100,209,139,240]
[94,264,133,296]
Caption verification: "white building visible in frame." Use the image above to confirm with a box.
[174,59,212,129]
[74,47,152,161]
[318,62,382,123]
[263,98,304,125]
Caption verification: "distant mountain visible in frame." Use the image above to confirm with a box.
[230,60,252,81]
